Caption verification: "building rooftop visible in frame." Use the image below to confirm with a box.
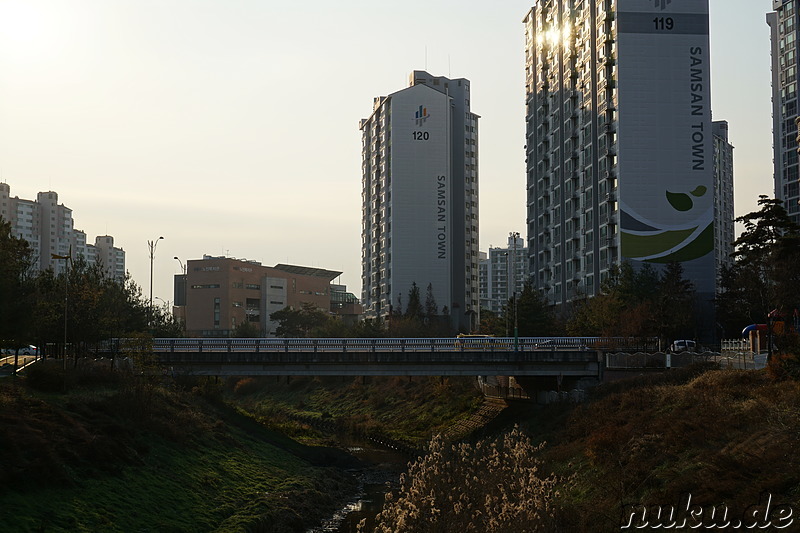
[273,264,342,281]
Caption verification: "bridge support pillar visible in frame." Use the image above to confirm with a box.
[514,376,600,404]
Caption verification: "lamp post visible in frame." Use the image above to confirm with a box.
[148,236,164,324]
[509,232,520,351]
[174,256,185,275]
[174,256,187,336]
[51,251,71,369]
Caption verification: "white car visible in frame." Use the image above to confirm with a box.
[2,346,38,356]
[670,339,697,353]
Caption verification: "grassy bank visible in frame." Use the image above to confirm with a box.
[492,364,800,531]
[0,361,358,532]
[224,375,484,447]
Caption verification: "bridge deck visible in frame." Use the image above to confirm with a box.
[152,349,602,376]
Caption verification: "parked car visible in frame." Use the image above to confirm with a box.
[22,345,39,356]
[670,339,696,353]
[1,346,39,356]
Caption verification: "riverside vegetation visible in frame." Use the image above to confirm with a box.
[2,358,799,532]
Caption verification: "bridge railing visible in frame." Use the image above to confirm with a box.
[143,337,643,353]
[91,336,656,355]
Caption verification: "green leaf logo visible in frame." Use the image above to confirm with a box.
[690,186,707,197]
[666,191,693,212]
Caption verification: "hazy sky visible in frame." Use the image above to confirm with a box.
[0,0,776,305]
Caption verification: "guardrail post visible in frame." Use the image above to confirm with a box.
[371,339,376,353]
[342,339,347,353]
[255,339,260,354]
[313,339,318,353]
[284,339,289,353]
[401,339,405,353]
[227,339,232,353]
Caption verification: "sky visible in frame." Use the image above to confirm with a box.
[0,0,776,306]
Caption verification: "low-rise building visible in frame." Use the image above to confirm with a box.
[180,255,360,337]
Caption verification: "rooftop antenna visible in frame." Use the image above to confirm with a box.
[448,54,451,77]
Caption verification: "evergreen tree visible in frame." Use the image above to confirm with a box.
[405,282,424,319]
[717,196,800,333]
[424,283,438,318]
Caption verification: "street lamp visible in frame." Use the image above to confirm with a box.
[148,236,164,323]
[174,256,185,275]
[51,251,71,369]
[174,256,187,336]
[509,231,520,351]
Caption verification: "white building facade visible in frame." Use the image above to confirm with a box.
[524,0,715,316]
[0,184,125,279]
[480,234,528,314]
[360,71,480,331]
[768,0,800,221]
[712,120,735,278]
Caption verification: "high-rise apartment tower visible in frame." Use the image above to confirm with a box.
[712,120,734,277]
[479,233,528,315]
[360,71,480,331]
[0,184,125,279]
[524,0,715,311]
[768,0,800,221]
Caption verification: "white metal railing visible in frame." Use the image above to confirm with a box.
[137,336,650,354]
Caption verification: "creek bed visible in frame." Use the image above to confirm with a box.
[309,434,411,533]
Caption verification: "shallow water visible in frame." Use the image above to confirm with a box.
[307,437,409,533]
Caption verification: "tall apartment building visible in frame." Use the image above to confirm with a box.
[523,0,715,312]
[713,120,735,277]
[360,71,480,331]
[768,0,800,221]
[479,233,528,314]
[0,184,125,279]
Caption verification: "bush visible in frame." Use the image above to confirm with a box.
[364,427,571,533]
[24,360,66,392]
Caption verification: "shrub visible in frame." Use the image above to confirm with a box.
[24,360,66,392]
[364,427,571,533]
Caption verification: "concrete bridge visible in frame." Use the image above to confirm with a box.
[116,337,620,379]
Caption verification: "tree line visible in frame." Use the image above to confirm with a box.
[0,218,181,355]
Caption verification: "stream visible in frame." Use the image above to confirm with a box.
[308,433,412,533]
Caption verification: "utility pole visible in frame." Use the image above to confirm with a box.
[148,236,164,326]
[510,232,520,351]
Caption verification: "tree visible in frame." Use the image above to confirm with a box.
[424,283,438,318]
[717,196,800,334]
[270,303,330,337]
[514,282,558,336]
[654,261,695,343]
[405,282,424,319]
[0,218,35,349]
[232,319,262,338]
[567,261,691,338]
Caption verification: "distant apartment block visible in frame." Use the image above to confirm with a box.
[479,234,528,314]
[0,183,125,279]
[360,71,480,331]
[768,0,800,221]
[523,0,716,310]
[176,255,361,337]
[713,120,735,278]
